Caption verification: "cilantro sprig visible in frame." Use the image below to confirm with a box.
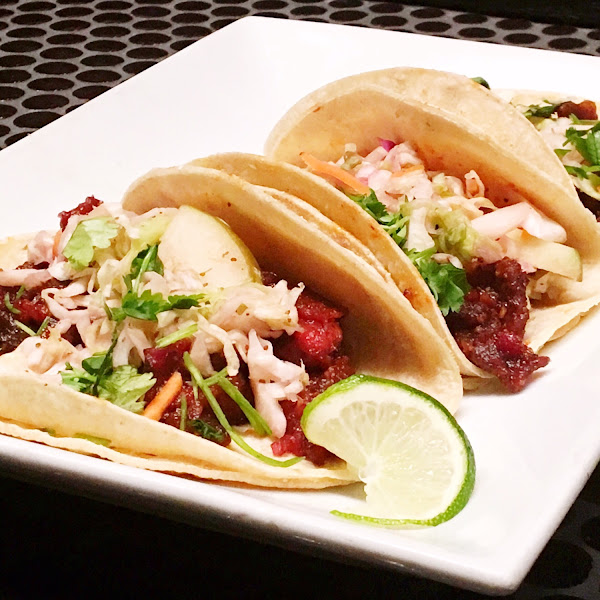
[406,248,470,316]
[107,244,205,323]
[347,190,409,247]
[125,244,163,293]
[523,102,560,120]
[347,190,469,314]
[63,217,119,270]
[61,327,155,413]
[61,354,155,414]
[109,290,204,323]
[565,121,600,168]
[183,353,300,466]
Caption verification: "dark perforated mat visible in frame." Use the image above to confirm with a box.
[1,1,600,147]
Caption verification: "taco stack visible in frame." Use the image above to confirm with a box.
[257,67,600,391]
[0,165,462,488]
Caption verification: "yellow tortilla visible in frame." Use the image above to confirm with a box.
[261,68,600,379]
[0,165,463,489]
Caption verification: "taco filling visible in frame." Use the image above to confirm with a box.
[0,197,355,466]
[514,99,600,219]
[300,141,583,391]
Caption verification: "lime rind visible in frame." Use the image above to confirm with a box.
[301,374,476,527]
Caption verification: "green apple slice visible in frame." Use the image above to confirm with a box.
[158,205,261,289]
[505,229,582,281]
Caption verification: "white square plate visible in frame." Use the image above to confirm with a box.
[1,17,599,594]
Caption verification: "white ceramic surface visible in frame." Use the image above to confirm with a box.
[0,17,599,594]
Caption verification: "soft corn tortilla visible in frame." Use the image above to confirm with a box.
[0,165,463,489]
[262,68,600,379]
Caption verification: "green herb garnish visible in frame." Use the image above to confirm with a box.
[180,393,188,431]
[565,121,600,167]
[155,324,199,349]
[63,217,119,270]
[216,375,272,436]
[61,326,155,413]
[125,244,163,293]
[110,290,204,323]
[13,320,36,336]
[183,353,298,466]
[4,293,20,315]
[407,248,470,316]
[347,190,469,314]
[36,317,50,336]
[98,366,155,413]
[347,190,409,247]
[189,419,226,443]
[183,356,271,436]
[523,102,560,119]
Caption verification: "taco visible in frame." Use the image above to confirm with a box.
[260,67,600,391]
[0,165,462,489]
[495,90,600,220]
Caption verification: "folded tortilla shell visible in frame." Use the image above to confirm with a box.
[262,68,600,378]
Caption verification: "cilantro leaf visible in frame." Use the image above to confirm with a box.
[347,189,388,220]
[347,190,409,247]
[63,217,119,270]
[61,363,96,394]
[125,244,163,292]
[61,360,154,414]
[111,290,204,322]
[119,289,170,321]
[189,419,227,443]
[565,122,600,166]
[523,102,560,119]
[60,351,116,397]
[554,148,571,159]
[167,294,204,310]
[347,189,468,313]
[407,248,470,316]
[97,366,155,414]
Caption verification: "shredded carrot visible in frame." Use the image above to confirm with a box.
[391,164,425,177]
[52,231,62,258]
[143,371,183,421]
[300,152,370,196]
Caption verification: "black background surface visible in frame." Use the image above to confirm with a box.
[404,1,600,28]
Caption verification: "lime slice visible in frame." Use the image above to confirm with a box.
[301,374,475,526]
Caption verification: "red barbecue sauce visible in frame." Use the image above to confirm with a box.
[0,276,80,354]
[58,196,103,230]
[268,279,354,465]
[554,100,598,120]
[271,356,354,466]
[446,258,549,392]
